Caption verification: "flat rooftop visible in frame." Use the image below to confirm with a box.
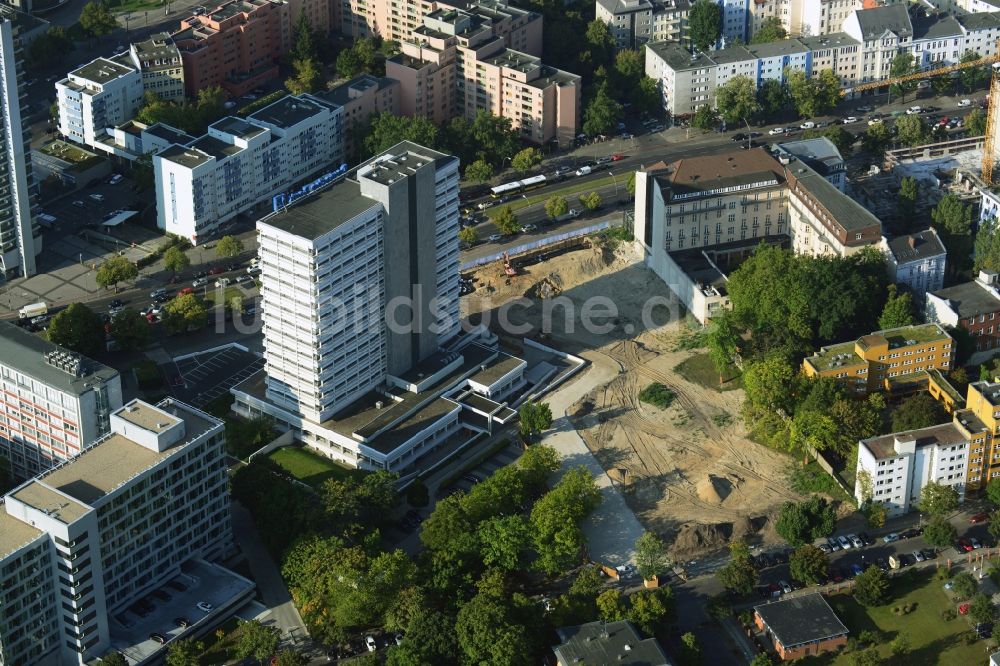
[116,401,181,433]
[971,379,1000,407]
[468,352,525,386]
[144,123,195,145]
[930,280,1000,318]
[158,143,212,168]
[862,422,966,459]
[71,57,135,85]
[0,320,119,395]
[876,323,951,348]
[804,341,865,373]
[190,134,245,160]
[755,593,848,648]
[360,142,446,186]
[258,178,377,240]
[0,508,42,560]
[10,481,91,523]
[210,116,267,140]
[249,95,328,129]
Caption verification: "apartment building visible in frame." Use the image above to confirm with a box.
[801,323,954,394]
[958,379,1000,489]
[129,32,185,102]
[319,75,400,157]
[926,271,1000,361]
[171,0,288,98]
[0,398,233,665]
[56,57,144,149]
[233,142,527,471]
[0,320,122,480]
[882,228,947,299]
[0,10,40,279]
[94,120,195,161]
[386,5,580,146]
[799,32,860,85]
[154,93,343,244]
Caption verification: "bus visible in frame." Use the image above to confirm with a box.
[490,174,548,198]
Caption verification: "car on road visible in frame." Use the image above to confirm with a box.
[88,193,105,202]
[150,288,168,300]
[899,527,921,539]
[178,287,194,296]
[595,156,614,165]
[575,165,593,176]
[732,133,747,142]
[108,299,123,310]
[192,277,209,288]
[868,117,884,126]
[800,121,816,129]
[650,124,665,132]
[768,127,786,135]
[971,512,989,523]
[196,601,213,613]
[522,224,538,233]
[838,535,852,549]
[463,473,481,484]
[208,266,225,275]
[553,166,573,176]
[620,132,633,140]
[72,200,85,208]
[882,532,900,543]
[365,636,377,652]
[611,153,625,161]
[959,99,973,107]
[108,174,124,185]
[488,234,502,243]
[779,580,792,594]
[907,106,922,115]
[842,116,859,124]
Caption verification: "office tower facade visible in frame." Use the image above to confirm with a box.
[0,320,122,480]
[56,57,144,149]
[0,10,40,279]
[0,398,230,665]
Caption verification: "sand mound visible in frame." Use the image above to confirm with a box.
[524,275,563,299]
[671,522,729,556]
[696,476,723,504]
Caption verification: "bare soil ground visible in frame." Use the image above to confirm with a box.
[464,241,802,558]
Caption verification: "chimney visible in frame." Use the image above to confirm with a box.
[908,236,917,249]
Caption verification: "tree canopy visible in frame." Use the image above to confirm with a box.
[751,16,787,43]
[854,565,889,606]
[47,303,103,356]
[878,284,915,329]
[79,1,117,37]
[775,496,836,547]
[96,256,138,290]
[715,76,759,124]
[890,393,947,432]
[216,235,244,258]
[689,0,721,51]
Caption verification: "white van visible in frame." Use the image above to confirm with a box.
[18,302,47,319]
[575,165,592,177]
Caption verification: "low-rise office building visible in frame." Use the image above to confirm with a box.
[0,398,232,665]
[882,229,947,299]
[801,323,954,395]
[154,93,344,244]
[754,594,849,660]
[0,320,122,479]
[926,271,1000,362]
[56,57,144,149]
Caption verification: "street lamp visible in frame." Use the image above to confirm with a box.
[608,171,620,203]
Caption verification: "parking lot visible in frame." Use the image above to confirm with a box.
[168,345,264,409]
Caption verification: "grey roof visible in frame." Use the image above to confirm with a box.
[930,280,1000,318]
[359,141,453,186]
[747,38,808,59]
[70,57,136,85]
[754,594,849,649]
[258,178,378,240]
[210,116,267,140]
[143,123,195,145]
[956,11,1000,31]
[646,41,703,71]
[912,14,962,41]
[158,142,212,168]
[249,95,327,129]
[777,137,844,175]
[0,320,119,396]
[709,43,755,64]
[319,74,397,106]
[789,162,881,233]
[131,32,181,70]
[597,0,653,15]
[553,621,672,666]
[862,422,966,460]
[853,5,912,41]
[797,32,861,50]
[190,134,245,160]
[885,228,946,265]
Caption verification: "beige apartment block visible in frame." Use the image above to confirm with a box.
[319,74,400,156]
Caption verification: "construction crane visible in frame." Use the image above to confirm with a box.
[841,52,1000,96]
[983,62,1000,185]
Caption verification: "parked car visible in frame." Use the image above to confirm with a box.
[850,563,864,578]
[876,558,889,572]
[818,543,832,554]
[912,550,926,562]
[921,548,936,560]
[838,535,852,549]
[208,266,225,275]
[958,539,974,552]
[959,99,973,107]
[906,106,922,115]
[196,601,213,613]
[827,537,841,552]
[858,532,874,546]
[971,537,982,549]
[829,567,845,583]
[215,277,231,287]
[800,121,816,129]
[488,234,502,243]
[174,617,190,628]
[178,287,194,296]
[971,512,989,524]
[779,580,792,594]
[849,534,863,549]
[842,116,859,124]
[882,532,900,543]
[150,288,168,300]
[89,193,104,202]
[192,277,209,288]
[365,636,377,652]
[108,174,124,185]
[108,299,123,309]
[72,200,86,208]
[768,127,786,135]
[856,105,874,113]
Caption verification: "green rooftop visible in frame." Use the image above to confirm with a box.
[879,323,950,349]
[806,341,863,372]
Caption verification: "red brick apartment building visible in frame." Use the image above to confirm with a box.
[755,593,849,660]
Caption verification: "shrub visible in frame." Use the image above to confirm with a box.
[133,360,162,389]
[941,608,957,621]
[858,629,880,645]
[638,382,676,409]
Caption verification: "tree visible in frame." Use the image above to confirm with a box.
[757,79,791,118]
[579,191,602,211]
[850,647,881,666]
[889,633,910,657]
[628,587,674,636]
[751,16,787,44]
[584,19,616,71]
[688,0,721,51]
[789,410,839,454]
[291,12,316,63]
[216,235,244,258]
[583,83,623,137]
[968,108,988,136]
[678,631,702,666]
[495,205,521,236]
[975,219,1000,273]
[458,226,478,247]
[530,467,602,574]
[166,639,204,666]
[864,121,892,154]
[162,293,208,334]
[519,401,553,441]
[933,194,975,275]
[28,27,75,69]
[716,76,759,124]
[889,52,918,101]
[854,565,889,606]
[455,592,533,666]
[99,654,128,666]
[878,284,914,329]
[465,159,494,183]
[273,650,308,666]
[898,176,918,221]
[163,245,190,276]
[750,655,773,666]
[544,195,569,220]
[518,444,560,490]
[234,619,280,663]
[47,303,103,356]
[919,481,959,518]
[923,515,958,548]
[775,496,836,547]
[285,57,321,94]
[597,588,627,622]
[960,49,989,92]
[511,147,542,173]
[891,393,947,432]
[787,69,825,118]
[109,309,150,351]
[895,114,926,147]
[789,544,828,584]
[692,105,719,131]
[969,593,996,626]
[952,571,978,599]
[336,47,363,78]
[814,69,842,112]
[96,255,138,291]
[478,514,530,571]
[635,531,668,581]
[706,310,740,383]
[364,112,439,157]
[716,539,758,596]
[863,500,887,529]
[79,1,117,37]
[987,477,1000,506]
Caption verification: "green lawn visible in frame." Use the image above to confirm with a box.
[267,446,360,488]
[483,175,619,218]
[801,573,991,665]
[674,353,742,392]
[198,617,240,665]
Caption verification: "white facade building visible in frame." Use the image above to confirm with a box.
[154,94,344,245]
[0,398,231,665]
[56,57,143,149]
[855,424,968,517]
[882,229,947,299]
[0,11,40,279]
[0,320,122,480]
